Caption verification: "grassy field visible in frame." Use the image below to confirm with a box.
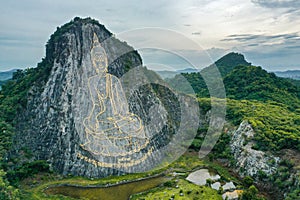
[131,179,222,200]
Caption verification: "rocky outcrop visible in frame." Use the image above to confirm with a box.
[9,18,198,178]
[230,121,280,177]
[222,190,242,200]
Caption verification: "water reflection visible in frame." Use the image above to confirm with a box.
[44,176,170,200]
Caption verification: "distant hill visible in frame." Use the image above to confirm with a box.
[275,70,300,80]
[155,68,199,79]
[212,52,251,77]
[0,69,18,81]
[155,52,249,79]
[154,70,178,79]
[167,52,252,97]
[0,69,19,89]
[176,68,199,73]
[167,52,300,110]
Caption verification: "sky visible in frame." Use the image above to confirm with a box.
[1,0,300,72]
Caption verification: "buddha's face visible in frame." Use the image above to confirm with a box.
[91,45,108,73]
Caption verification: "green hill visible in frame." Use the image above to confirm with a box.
[167,52,252,97]
[207,52,251,77]
[167,52,300,110]
[224,65,300,110]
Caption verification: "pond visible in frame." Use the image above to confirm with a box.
[44,176,170,200]
[186,169,220,186]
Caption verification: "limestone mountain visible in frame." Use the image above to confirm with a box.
[166,52,252,97]
[167,52,300,110]
[211,52,251,77]
[4,17,197,178]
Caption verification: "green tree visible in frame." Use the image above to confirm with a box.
[241,185,259,200]
[0,169,19,200]
[243,176,254,188]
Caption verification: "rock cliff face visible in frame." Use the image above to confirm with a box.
[10,18,197,177]
[230,121,280,177]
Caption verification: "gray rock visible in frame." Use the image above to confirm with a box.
[222,181,236,192]
[211,182,221,190]
[230,121,280,177]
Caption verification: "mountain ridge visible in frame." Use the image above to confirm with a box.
[211,52,251,77]
[166,52,300,110]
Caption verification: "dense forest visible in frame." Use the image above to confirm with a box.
[168,53,300,111]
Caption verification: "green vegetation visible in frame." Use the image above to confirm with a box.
[131,179,222,200]
[197,98,300,152]
[0,63,52,123]
[6,160,50,186]
[261,159,299,200]
[0,63,52,199]
[0,69,16,90]
[241,185,261,200]
[168,153,205,171]
[210,131,233,160]
[167,72,210,97]
[12,153,241,200]
[242,176,254,188]
[173,56,300,198]
[0,27,53,200]
[168,53,299,114]
[173,65,300,111]
[0,121,14,159]
[287,78,300,87]
[0,169,20,200]
[166,52,251,97]
[226,99,300,151]
[211,52,251,77]
[19,172,161,199]
[224,65,300,110]
[0,61,53,158]
[196,96,299,199]
[0,80,8,89]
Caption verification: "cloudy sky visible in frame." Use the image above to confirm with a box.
[1,0,300,71]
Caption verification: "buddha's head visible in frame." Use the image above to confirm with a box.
[91,33,108,73]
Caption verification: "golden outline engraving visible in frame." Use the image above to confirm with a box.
[79,33,150,165]
[77,146,153,168]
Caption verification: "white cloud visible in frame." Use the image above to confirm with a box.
[0,0,299,71]
[251,0,300,9]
